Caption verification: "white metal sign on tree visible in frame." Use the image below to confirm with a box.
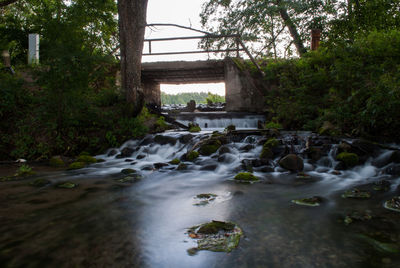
[28,34,39,65]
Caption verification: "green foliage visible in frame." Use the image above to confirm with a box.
[206,92,225,104]
[16,164,34,177]
[265,121,282,129]
[262,30,400,138]
[161,92,224,105]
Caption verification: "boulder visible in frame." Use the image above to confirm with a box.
[336,152,359,168]
[107,149,118,157]
[154,135,177,146]
[279,154,304,172]
[179,134,194,144]
[218,146,231,155]
[116,147,135,158]
[186,100,196,112]
[186,151,199,161]
[49,156,65,167]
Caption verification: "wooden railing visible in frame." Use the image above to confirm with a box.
[144,23,264,75]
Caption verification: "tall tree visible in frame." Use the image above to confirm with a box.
[118,0,148,116]
[200,0,336,58]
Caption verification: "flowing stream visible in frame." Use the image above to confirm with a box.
[1,119,400,267]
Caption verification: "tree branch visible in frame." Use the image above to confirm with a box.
[0,0,18,8]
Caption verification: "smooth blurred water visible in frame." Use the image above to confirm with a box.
[1,131,400,268]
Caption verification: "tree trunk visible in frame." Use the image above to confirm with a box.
[118,0,148,116]
[276,0,306,56]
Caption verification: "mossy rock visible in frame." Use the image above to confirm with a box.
[187,221,243,253]
[57,181,78,189]
[344,210,372,225]
[234,172,259,182]
[357,234,399,253]
[186,151,199,161]
[189,125,201,132]
[342,188,371,199]
[383,196,400,212]
[292,196,322,207]
[30,178,51,187]
[120,168,136,175]
[194,193,217,206]
[49,156,65,167]
[264,138,279,148]
[279,154,304,172]
[177,163,187,170]
[76,155,97,164]
[79,151,91,156]
[199,140,222,156]
[225,125,236,132]
[260,147,273,159]
[198,221,235,234]
[319,121,340,136]
[336,152,359,168]
[373,180,391,191]
[115,174,142,183]
[169,158,180,165]
[68,162,86,170]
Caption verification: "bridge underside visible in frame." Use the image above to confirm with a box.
[141,58,265,112]
[141,60,225,84]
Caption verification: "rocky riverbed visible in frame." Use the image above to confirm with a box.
[1,129,400,267]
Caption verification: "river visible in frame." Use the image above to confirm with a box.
[1,120,400,267]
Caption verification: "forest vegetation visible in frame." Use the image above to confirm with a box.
[1,0,400,161]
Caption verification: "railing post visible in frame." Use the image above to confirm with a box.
[149,40,152,55]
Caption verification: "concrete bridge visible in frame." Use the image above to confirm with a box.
[141,58,265,112]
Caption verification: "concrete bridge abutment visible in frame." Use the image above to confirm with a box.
[141,58,265,112]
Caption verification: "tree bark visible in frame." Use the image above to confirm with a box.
[118,0,148,116]
[276,0,306,56]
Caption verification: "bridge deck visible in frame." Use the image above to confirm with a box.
[141,60,225,83]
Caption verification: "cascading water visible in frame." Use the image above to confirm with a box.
[170,112,266,129]
[1,129,400,267]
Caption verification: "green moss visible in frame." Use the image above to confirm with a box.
[189,125,201,132]
[234,172,259,182]
[115,175,142,183]
[336,152,359,167]
[197,221,235,234]
[186,151,199,161]
[342,188,371,199]
[57,181,78,189]
[76,155,97,164]
[357,234,399,253]
[260,147,273,159]
[188,220,243,253]
[68,162,86,170]
[30,178,50,187]
[15,164,35,177]
[49,156,65,167]
[291,196,322,207]
[384,196,400,212]
[199,140,222,156]
[169,158,180,165]
[265,138,279,148]
[265,121,282,129]
[225,125,236,131]
[260,138,278,159]
[120,168,136,175]
[177,163,187,170]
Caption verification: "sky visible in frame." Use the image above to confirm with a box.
[145,0,226,96]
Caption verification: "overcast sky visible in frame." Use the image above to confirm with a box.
[145,0,225,95]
